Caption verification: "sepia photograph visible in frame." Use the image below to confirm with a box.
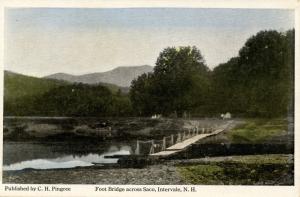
[2,3,296,189]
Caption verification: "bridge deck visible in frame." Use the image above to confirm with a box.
[166,134,210,150]
[150,121,232,157]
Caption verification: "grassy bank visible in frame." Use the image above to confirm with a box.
[226,119,288,144]
[197,118,292,146]
[177,154,293,185]
[176,120,294,185]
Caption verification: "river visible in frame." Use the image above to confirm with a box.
[3,141,136,171]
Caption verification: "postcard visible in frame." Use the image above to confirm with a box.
[0,0,299,196]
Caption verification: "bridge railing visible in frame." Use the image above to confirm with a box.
[135,126,215,155]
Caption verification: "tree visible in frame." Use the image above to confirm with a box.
[211,29,294,117]
[211,57,244,114]
[35,83,114,116]
[130,73,156,116]
[130,46,210,116]
[238,30,293,116]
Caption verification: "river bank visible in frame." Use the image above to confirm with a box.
[3,154,293,185]
[3,117,229,141]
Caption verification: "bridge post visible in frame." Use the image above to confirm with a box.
[177,133,181,143]
[171,134,174,145]
[202,127,205,134]
[183,130,186,140]
[149,140,155,154]
[135,140,140,155]
[162,137,166,151]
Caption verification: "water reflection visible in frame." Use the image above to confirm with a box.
[3,142,133,171]
[3,159,94,171]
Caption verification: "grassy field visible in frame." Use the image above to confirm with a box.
[226,118,288,144]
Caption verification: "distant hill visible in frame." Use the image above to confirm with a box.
[4,71,128,99]
[4,71,68,102]
[44,65,153,87]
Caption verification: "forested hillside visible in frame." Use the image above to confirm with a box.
[4,71,68,102]
[4,72,132,116]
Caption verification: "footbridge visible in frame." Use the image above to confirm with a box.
[135,120,234,158]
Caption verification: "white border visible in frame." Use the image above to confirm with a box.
[0,0,297,9]
[0,0,299,197]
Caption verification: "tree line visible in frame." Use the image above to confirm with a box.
[4,83,132,117]
[130,29,294,118]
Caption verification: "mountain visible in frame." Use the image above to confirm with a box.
[44,65,153,87]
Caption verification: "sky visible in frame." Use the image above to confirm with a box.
[5,8,294,77]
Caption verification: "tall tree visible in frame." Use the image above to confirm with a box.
[130,73,156,116]
[130,46,210,116]
[238,30,293,116]
[211,29,294,117]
